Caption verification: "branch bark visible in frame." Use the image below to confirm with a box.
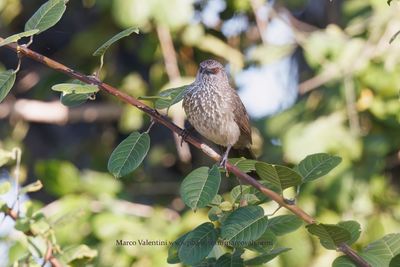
[0,38,371,267]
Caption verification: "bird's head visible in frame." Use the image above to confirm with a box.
[196,59,229,85]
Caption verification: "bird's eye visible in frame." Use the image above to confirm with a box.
[209,67,219,74]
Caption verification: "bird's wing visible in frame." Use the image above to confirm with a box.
[232,90,252,145]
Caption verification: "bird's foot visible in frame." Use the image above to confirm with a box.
[219,154,229,176]
[179,127,192,146]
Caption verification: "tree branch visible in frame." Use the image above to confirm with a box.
[1,38,370,267]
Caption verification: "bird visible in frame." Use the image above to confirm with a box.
[182,59,253,168]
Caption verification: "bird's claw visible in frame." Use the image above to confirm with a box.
[219,154,229,176]
[179,128,190,146]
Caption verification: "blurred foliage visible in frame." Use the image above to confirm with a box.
[0,0,400,266]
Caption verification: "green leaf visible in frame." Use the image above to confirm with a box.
[107,132,150,178]
[267,215,303,236]
[167,232,190,264]
[0,70,16,103]
[216,253,244,267]
[0,30,40,47]
[59,245,98,264]
[246,229,277,253]
[209,194,223,206]
[364,233,400,265]
[338,221,361,246]
[52,83,99,94]
[0,149,15,167]
[0,181,11,195]
[193,258,217,267]
[255,162,302,193]
[332,256,357,267]
[221,206,268,247]
[25,0,67,34]
[390,254,400,267]
[229,158,257,173]
[208,206,222,221]
[20,180,43,194]
[306,223,351,250]
[180,165,221,210]
[30,218,50,235]
[178,222,218,265]
[155,85,187,109]
[295,153,342,183]
[60,92,90,107]
[93,27,139,56]
[244,247,291,265]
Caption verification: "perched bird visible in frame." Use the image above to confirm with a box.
[182,59,253,167]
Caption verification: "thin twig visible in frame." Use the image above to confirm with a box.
[0,37,371,267]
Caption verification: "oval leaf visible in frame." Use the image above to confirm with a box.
[255,162,302,192]
[364,233,400,265]
[0,181,11,195]
[267,215,303,236]
[167,232,190,264]
[52,83,99,94]
[306,223,351,250]
[25,0,67,34]
[229,158,257,173]
[338,221,361,246]
[178,222,218,265]
[216,253,244,267]
[221,206,268,247]
[59,244,98,264]
[245,247,291,265]
[0,30,40,47]
[93,27,139,56]
[60,93,89,107]
[180,165,221,210]
[155,85,187,109]
[0,70,16,103]
[295,153,342,183]
[107,132,150,178]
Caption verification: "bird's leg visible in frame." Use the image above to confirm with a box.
[219,145,232,173]
[179,125,194,146]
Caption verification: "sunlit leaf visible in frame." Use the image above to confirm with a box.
[59,245,98,264]
[0,70,16,103]
[155,85,187,109]
[0,181,11,195]
[364,233,400,265]
[255,162,302,193]
[229,158,257,173]
[267,215,303,236]
[306,223,351,250]
[107,132,150,178]
[93,27,139,56]
[52,83,99,94]
[25,0,67,34]
[221,206,268,247]
[20,180,43,194]
[178,222,218,265]
[245,248,291,265]
[295,153,342,183]
[0,148,15,167]
[180,165,221,210]
[0,30,40,47]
